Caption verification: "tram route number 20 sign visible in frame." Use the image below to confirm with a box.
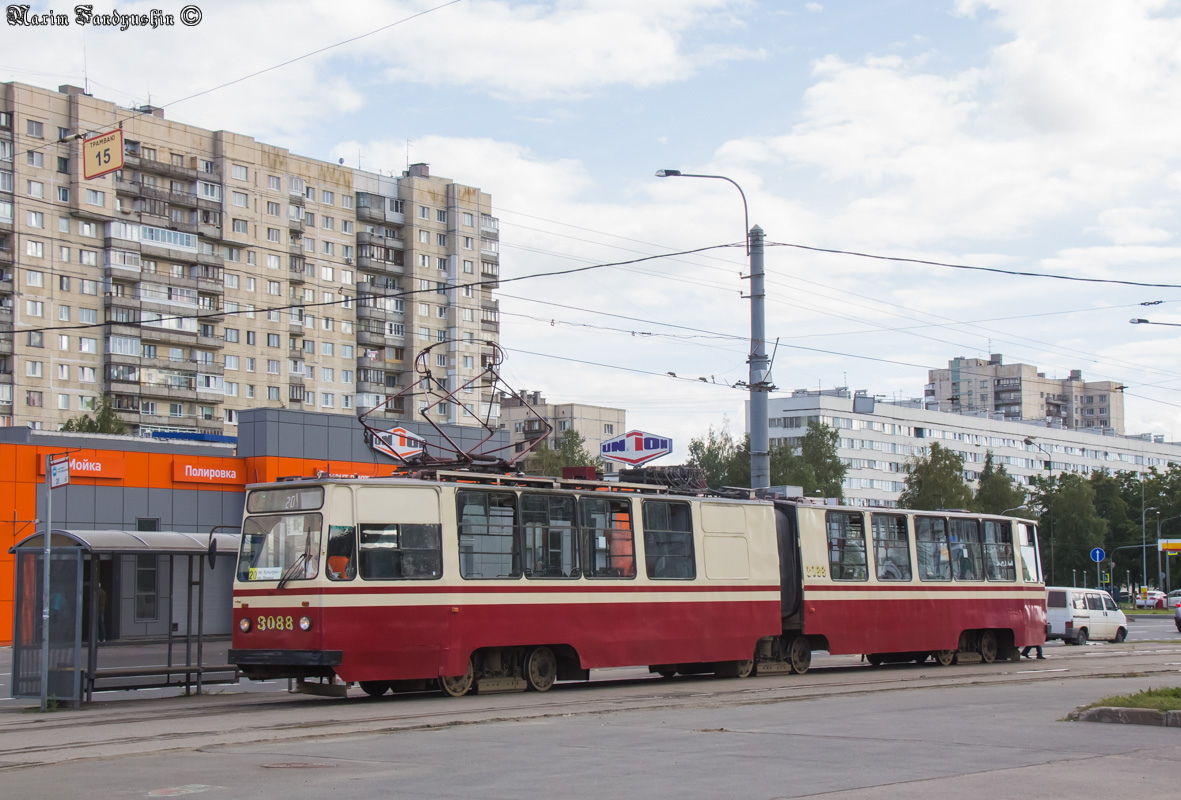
[83,129,124,180]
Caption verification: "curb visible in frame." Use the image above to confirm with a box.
[1072,707,1181,727]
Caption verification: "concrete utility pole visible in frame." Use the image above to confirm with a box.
[655,169,772,488]
[748,225,770,488]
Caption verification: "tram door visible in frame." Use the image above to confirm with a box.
[774,504,802,620]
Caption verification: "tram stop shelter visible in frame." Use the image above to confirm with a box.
[9,529,241,705]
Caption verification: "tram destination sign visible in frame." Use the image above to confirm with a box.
[600,430,673,466]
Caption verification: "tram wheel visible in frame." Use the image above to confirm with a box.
[359,680,392,697]
[866,653,884,666]
[734,659,754,679]
[524,645,558,692]
[439,658,475,697]
[978,631,998,664]
[934,650,956,667]
[788,637,812,675]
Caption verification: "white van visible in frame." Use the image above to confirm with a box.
[1045,587,1127,645]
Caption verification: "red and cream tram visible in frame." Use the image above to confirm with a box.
[229,471,1046,697]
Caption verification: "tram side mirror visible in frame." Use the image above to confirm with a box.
[207,537,217,569]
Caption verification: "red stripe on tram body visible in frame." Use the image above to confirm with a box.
[234,593,783,683]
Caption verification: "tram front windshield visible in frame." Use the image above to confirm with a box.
[238,514,322,582]
[237,486,326,583]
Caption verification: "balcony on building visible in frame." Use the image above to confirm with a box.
[289,256,314,284]
[355,193,386,224]
[114,173,142,197]
[136,154,198,182]
[288,311,306,335]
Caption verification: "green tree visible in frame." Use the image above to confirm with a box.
[898,442,975,511]
[800,421,846,501]
[1043,473,1107,585]
[60,397,128,435]
[687,423,748,488]
[973,451,1026,515]
[524,428,601,477]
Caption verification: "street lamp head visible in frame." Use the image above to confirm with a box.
[1130,318,1148,324]
[1023,436,1035,445]
[654,169,681,178]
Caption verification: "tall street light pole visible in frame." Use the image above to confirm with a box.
[1142,504,1157,591]
[655,169,771,488]
[1024,436,1055,583]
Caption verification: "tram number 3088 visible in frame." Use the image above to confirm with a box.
[804,564,828,579]
[257,615,295,631]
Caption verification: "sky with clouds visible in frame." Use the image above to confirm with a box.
[5,0,1181,457]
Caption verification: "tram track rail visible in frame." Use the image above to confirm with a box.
[1,646,1178,772]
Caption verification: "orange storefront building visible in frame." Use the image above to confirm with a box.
[1,408,495,645]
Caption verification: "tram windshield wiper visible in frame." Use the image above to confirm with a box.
[277,552,308,590]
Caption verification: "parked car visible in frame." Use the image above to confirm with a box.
[1175,601,1181,633]
[1046,587,1128,645]
[1135,590,1167,609]
[1168,588,1181,610]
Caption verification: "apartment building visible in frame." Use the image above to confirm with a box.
[927,355,1125,433]
[0,82,501,434]
[499,390,626,473]
[759,389,1181,508]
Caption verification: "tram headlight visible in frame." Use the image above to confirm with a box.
[299,616,312,632]
[238,617,252,633]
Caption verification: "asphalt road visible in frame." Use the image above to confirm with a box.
[1,652,1179,799]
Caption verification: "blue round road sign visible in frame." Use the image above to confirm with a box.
[1090,547,1106,563]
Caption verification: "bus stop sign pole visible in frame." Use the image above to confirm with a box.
[43,453,69,712]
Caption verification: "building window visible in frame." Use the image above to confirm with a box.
[135,555,158,621]
[86,189,104,206]
[231,164,248,180]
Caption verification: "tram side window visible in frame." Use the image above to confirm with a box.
[359,523,442,580]
[326,525,356,581]
[581,497,636,578]
[915,516,951,581]
[982,521,1016,581]
[1018,523,1041,582]
[643,500,695,580]
[949,518,983,581]
[457,491,521,579]
[871,515,911,581]
[826,511,868,581]
[522,493,578,578]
